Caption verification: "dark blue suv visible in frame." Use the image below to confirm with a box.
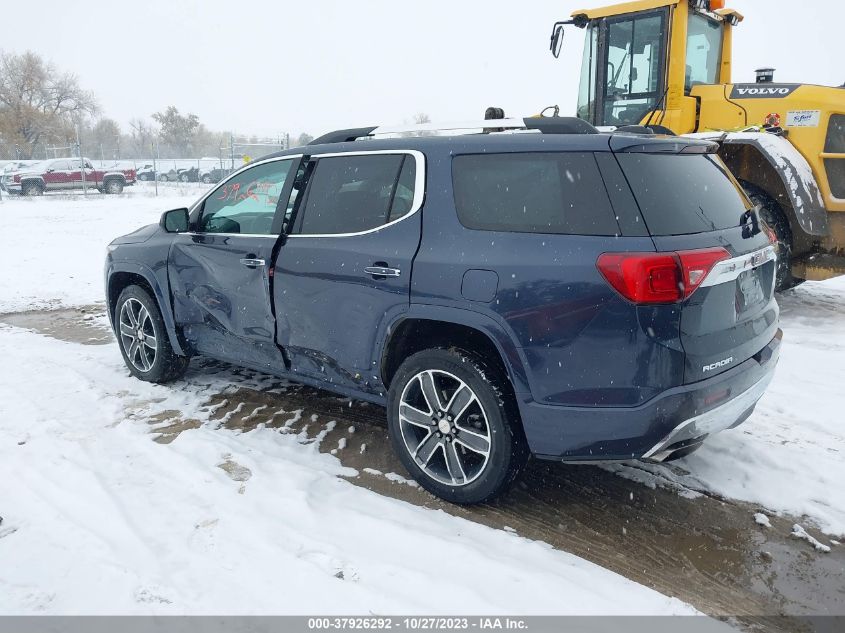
[106,119,781,504]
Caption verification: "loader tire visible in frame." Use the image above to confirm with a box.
[739,180,803,292]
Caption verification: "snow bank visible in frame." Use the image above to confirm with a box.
[0,326,696,615]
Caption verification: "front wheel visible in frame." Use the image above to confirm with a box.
[22,182,43,196]
[387,348,528,504]
[115,285,189,383]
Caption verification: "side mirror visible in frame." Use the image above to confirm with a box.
[550,23,565,58]
[161,207,190,233]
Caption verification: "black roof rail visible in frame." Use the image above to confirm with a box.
[522,117,598,134]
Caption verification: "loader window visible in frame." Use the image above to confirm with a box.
[577,24,598,122]
[685,13,722,92]
[602,11,666,126]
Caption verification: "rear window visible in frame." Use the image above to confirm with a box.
[452,153,619,236]
[616,153,751,235]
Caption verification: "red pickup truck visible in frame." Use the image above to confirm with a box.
[2,157,136,195]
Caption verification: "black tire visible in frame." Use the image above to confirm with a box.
[104,178,124,194]
[114,285,189,383]
[387,348,528,504]
[158,173,168,182]
[201,175,212,184]
[22,181,43,196]
[739,180,803,291]
[179,174,189,182]
[138,173,149,182]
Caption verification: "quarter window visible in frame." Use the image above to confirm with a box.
[452,152,619,236]
[198,160,294,235]
[297,154,410,235]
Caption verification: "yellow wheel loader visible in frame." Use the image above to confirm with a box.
[549,0,845,290]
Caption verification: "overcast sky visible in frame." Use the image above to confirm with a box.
[7,0,844,138]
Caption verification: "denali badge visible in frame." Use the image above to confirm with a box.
[703,357,734,373]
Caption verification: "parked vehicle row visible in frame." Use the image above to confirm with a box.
[136,163,236,184]
[106,119,781,505]
[2,157,135,195]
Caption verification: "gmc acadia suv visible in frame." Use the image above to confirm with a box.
[105,119,781,504]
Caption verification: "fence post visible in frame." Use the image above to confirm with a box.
[76,125,88,196]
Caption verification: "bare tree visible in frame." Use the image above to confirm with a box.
[400,112,433,138]
[0,50,97,158]
[128,118,155,157]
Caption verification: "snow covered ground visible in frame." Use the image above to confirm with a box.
[0,191,842,615]
[0,326,697,615]
[0,183,207,312]
[0,192,701,615]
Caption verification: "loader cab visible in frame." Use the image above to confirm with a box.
[569,0,737,131]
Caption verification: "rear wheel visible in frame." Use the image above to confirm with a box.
[115,285,189,383]
[158,173,168,182]
[201,175,212,184]
[739,180,802,291]
[138,173,149,181]
[387,348,528,504]
[22,182,43,196]
[179,173,189,182]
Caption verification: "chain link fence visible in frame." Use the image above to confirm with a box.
[0,134,294,197]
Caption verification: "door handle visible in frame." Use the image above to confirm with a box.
[364,265,401,278]
[240,257,266,267]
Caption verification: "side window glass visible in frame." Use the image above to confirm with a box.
[199,160,293,235]
[452,152,619,236]
[297,154,406,235]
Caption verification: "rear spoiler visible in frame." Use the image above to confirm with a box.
[609,134,719,154]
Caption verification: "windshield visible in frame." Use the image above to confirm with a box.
[685,12,723,91]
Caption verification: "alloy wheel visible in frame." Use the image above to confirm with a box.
[398,369,491,486]
[118,298,158,372]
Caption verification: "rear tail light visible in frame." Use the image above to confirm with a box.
[596,247,730,304]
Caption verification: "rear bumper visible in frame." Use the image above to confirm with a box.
[521,330,782,461]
